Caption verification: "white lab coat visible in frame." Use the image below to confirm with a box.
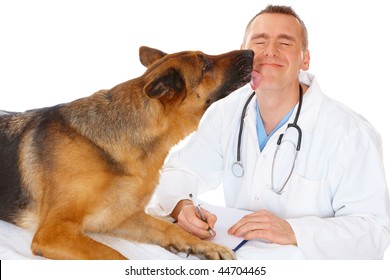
[149,72,390,259]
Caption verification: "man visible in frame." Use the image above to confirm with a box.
[148,5,390,259]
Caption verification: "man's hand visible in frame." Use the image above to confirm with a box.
[171,200,217,239]
[228,209,297,245]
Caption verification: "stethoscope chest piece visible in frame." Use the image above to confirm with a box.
[232,161,244,177]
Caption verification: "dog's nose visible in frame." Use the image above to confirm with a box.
[242,49,254,60]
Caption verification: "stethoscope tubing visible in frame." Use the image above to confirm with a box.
[232,91,256,177]
[232,85,303,179]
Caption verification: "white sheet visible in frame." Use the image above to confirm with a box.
[0,220,305,260]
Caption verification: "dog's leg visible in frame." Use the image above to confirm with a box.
[111,211,235,260]
[31,220,127,260]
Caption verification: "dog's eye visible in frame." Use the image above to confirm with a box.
[202,60,211,72]
[199,54,211,73]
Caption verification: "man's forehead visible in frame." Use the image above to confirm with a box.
[248,13,302,39]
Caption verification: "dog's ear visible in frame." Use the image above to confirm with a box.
[139,46,167,67]
[144,68,184,100]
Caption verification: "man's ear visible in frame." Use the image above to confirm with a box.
[139,46,167,67]
[301,49,310,71]
[144,68,184,99]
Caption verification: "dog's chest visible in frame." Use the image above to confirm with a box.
[82,175,156,232]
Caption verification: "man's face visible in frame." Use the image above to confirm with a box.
[243,13,310,91]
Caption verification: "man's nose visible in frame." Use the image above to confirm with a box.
[263,42,279,57]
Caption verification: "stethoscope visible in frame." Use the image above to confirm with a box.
[231,84,303,193]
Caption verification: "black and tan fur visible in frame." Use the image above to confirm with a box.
[0,46,253,259]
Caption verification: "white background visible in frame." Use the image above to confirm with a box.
[1,0,389,260]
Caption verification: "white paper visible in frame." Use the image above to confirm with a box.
[201,203,253,250]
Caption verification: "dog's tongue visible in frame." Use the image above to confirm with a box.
[250,70,263,90]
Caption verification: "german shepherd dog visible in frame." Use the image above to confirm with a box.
[0,46,253,259]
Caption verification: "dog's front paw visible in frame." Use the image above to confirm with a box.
[199,242,236,260]
[168,240,235,260]
[163,223,236,260]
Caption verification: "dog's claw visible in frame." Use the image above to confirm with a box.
[168,245,179,254]
[186,247,192,258]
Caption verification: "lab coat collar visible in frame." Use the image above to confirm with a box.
[296,72,324,133]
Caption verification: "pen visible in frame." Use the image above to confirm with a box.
[233,240,248,252]
[189,194,215,237]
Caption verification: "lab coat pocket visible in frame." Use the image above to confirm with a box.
[282,173,325,218]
